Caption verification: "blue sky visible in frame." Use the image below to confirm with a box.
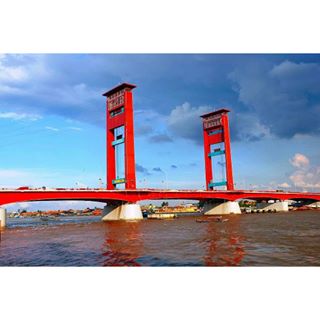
[1,54,320,209]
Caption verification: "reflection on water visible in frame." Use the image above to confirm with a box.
[1,211,320,266]
[203,218,245,266]
[102,221,143,266]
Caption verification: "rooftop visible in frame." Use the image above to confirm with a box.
[200,108,230,118]
[102,83,136,97]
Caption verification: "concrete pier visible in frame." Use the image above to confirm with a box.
[0,207,7,228]
[306,201,320,208]
[203,201,241,215]
[257,201,289,212]
[102,203,143,221]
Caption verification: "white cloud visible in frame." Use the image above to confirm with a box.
[0,169,31,179]
[0,112,41,121]
[0,54,48,84]
[45,126,59,131]
[0,84,26,95]
[0,60,28,83]
[278,182,290,188]
[289,170,320,189]
[48,83,98,106]
[18,202,30,209]
[66,126,82,131]
[288,153,320,190]
[289,153,309,168]
[75,182,87,188]
[275,153,320,191]
[4,200,104,212]
[0,168,54,189]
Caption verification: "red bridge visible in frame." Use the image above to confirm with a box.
[0,188,320,205]
[0,83,319,223]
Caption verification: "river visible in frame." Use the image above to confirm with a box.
[1,210,320,266]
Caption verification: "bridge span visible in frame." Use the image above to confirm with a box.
[0,188,320,205]
[1,188,320,224]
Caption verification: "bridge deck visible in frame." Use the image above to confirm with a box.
[0,188,319,206]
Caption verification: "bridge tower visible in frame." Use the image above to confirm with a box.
[103,83,137,190]
[201,109,234,191]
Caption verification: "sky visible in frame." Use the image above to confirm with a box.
[1,54,320,210]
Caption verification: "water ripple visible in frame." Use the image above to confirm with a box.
[1,211,320,266]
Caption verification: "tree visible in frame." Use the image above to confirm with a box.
[198,200,206,208]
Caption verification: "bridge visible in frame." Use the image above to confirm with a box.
[1,82,320,225]
[0,188,320,204]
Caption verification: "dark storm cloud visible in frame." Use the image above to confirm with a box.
[0,54,239,127]
[165,59,320,144]
[0,55,106,127]
[166,100,269,144]
[2,54,320,142]
[229,60,320,139]
[167,102,211,145]
[149,134,173,143]
[136,163,150,175]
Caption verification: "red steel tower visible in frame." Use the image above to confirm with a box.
[103,83,137,190]
[201,109,234,191]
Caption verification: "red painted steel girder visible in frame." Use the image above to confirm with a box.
[0,189,320,206]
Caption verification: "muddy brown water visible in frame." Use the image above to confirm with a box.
[1,211,320,266]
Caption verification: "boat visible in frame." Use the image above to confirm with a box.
[40,216,59,222]
[147,213,177,219]
[210,217,229,222]
[196,217,229,223]
[196,219,209,223]
[153,205,200,214]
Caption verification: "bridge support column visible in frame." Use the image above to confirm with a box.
[305,201,320,209]
[257,200,289,212]
[102,203,143,221]
[203,201,241,215]
[0,207,7,228]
